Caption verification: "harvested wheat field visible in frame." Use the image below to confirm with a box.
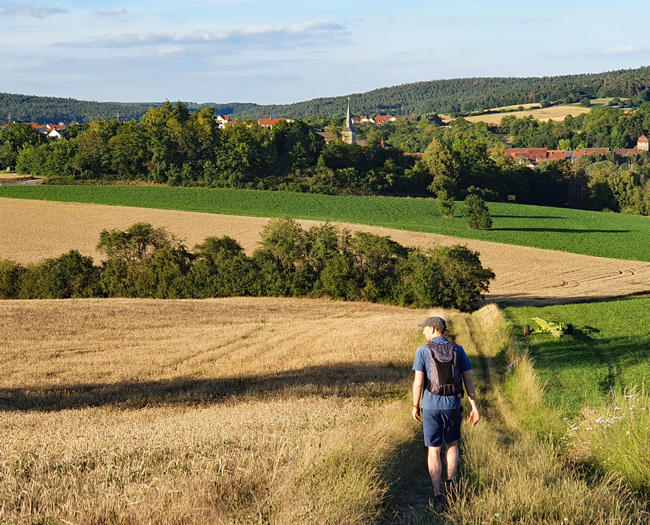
[3,197,650,305]
[1,297,429,524]
[3,299,646,524]
[462,105,591,125]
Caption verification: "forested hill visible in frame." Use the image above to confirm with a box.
[246,66,650,118]
[3,66,650,123]
[0,93,257,124]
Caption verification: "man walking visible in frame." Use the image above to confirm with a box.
[411,316,479,509]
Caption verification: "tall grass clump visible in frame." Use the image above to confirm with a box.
[567,387,650,494]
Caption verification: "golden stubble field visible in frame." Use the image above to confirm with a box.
[461,105,592,125]
[1,297,434,524]
[3,197,650,305]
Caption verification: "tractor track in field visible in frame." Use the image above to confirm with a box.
[3,197,650,306]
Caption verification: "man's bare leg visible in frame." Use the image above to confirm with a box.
[427,446,442,495]
[446,440,459,481]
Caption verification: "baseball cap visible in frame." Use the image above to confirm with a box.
[417,316,446,330]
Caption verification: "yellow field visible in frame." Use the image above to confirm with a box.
[0,173,34,182]
[462,105,592,125]
[3,298,645,524]
[0,297,431,523]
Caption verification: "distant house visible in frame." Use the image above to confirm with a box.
[637,135,649,151]
[215,115,232,129]
[374,115,398,124]
[352,116,374,124]
[547,150,568,160]
[47,130,62,140]
[258,117,293,127]
[505,148,549,163]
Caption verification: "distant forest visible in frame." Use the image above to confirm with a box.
[2,66,650,123]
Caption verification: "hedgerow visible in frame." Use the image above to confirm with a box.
[0,219,494,311]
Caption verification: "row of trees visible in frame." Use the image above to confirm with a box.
[420,136,650,213]
[14,102,417,195]
[0,220,495,312]
[6,101,650,213]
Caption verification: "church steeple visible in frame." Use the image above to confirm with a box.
[342,97,357,145]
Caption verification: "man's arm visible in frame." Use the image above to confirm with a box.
[412,370,424,422]
[462,370,480,426]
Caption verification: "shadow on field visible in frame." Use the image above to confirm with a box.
[490,215,562,220]
[486,290,650,308]
[490,227,629,234]
[0,362,414,412]
[522,328,650,409]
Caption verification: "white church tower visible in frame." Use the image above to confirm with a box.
[341,97,357,145]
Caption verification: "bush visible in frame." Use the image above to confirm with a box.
[462,194,492,229]
[0,222,495,311]
[19,250,100,299]
[437,191,455,218]
[0,259,25,299]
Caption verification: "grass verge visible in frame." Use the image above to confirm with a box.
[402,305,649,524]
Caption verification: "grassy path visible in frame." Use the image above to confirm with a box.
[383,306,648,524]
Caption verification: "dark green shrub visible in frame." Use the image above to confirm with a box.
[433,245,495,311]
[0,259,26,299]
[462,194,492,229]
[437,191,455,218]
[318,253,358,300]
[19,250,100,299]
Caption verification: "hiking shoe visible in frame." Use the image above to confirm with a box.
[433,493,447,511]
[445,480,457,502]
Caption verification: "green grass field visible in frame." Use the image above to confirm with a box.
[505,298,650,415]
[2,185,650,261]
[505,298,650,495]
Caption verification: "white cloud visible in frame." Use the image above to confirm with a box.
[95,8,127,17]
[605,45,643,54]
[53,21,350,52]
[0,3,68,18]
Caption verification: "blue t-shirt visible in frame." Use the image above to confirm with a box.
[412,336,472,410]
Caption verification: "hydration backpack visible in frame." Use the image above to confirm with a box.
[426,341,464,397]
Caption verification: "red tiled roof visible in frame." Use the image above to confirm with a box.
[547,150,566,159]
[638,135,648,143]
[258,118,290,126]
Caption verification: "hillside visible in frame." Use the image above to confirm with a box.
[2,66,650,123]
[0,93,257,124]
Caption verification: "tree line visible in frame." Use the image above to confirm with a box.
[12,102,416,195]
[6,100,650,213]
[0,220,495,312]
[3,66,650,124]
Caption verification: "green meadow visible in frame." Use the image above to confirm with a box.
[504,298,650,495]
[505,298,650,415]
[2,185,650,261]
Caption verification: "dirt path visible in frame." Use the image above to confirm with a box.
[2,197,650,306]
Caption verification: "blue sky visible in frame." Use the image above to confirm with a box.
[1,0,648,105]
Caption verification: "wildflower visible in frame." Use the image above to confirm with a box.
[614,407,621,411]
[627,431,632,435]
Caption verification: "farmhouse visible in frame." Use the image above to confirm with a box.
[216,115,232,129]
[258,117,293,127]
[504,142,647,166]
